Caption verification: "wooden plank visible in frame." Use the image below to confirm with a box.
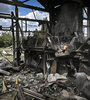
[23,88,46,100]
[50,59,57,74]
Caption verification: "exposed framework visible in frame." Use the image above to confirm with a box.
[0,0,90,74]
[0,0,50,68]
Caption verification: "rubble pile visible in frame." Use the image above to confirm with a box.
[0,61,89,100]
[0,37,90,100]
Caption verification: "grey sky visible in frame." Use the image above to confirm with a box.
[0,3,12,13]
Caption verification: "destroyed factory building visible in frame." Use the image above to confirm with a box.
[0,0,90,100]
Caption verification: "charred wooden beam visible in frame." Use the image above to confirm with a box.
[0,0,48,12]
[21,20,23,32]
[15,5,20,66]
[25,21,27,32]
[0,13,10,16]
[18,23,24,38]
[43,50,46,75]
[23,88,46,100]
[0,29,10,31]
[0,69,10,76]
[11,12,15,64]
[0,15,50,24]
[37,0,48,9]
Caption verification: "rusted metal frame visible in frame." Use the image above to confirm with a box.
[0,0,48,12]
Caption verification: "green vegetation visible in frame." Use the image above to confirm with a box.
[0,32,12,47]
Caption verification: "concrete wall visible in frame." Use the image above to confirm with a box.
[53,2,83,42]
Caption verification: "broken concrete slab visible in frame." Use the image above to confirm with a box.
[47,73,67,82]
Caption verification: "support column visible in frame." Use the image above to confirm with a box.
[78,7,83,42]
[25,21,27,32]
[21,20,23,31]
[49,10,55,35]
[15,5,20,66]
[43,51,46,75]
[87,7,90,38]
[11,12,15,65]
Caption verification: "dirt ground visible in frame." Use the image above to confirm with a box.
[0,47,13,61]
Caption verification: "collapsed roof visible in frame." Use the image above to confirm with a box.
[37,0,90,11]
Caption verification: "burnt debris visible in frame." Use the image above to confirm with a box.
[0,0,90,100]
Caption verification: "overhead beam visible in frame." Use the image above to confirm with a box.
[0,0,48,12]
[0,15,50,23]
[22,0,30,3]
[0,29,11,31]
[37,0,48,9]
